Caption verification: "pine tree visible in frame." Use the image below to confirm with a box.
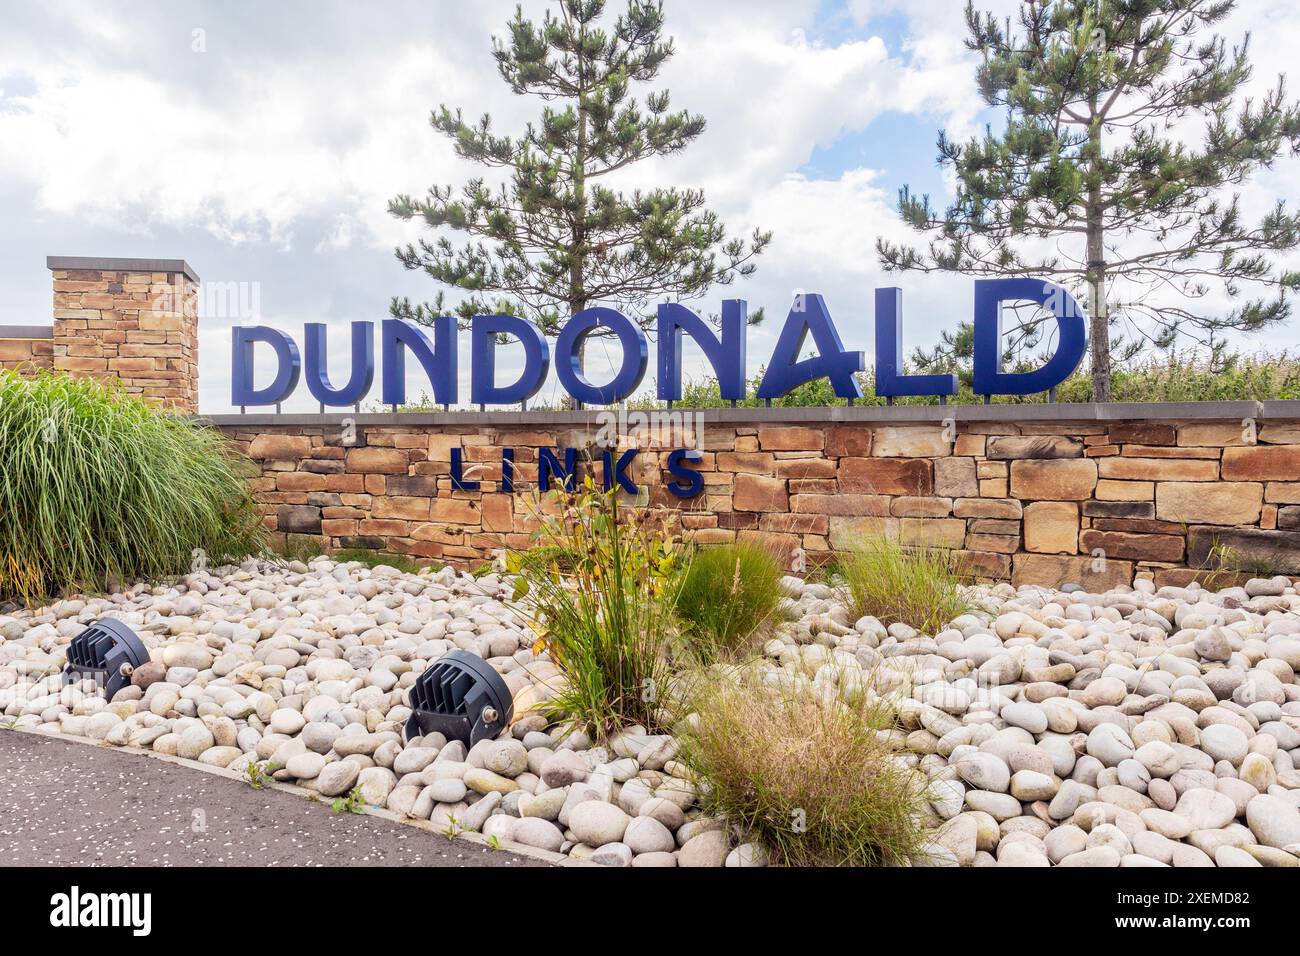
[389,0,771,345]
[878,0,1300,401]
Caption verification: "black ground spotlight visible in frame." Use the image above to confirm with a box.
[62,618,150,700]
[404,649,513,747]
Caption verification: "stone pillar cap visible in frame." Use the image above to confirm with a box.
[46,256,199,283]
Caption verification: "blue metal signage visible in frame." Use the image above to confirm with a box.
[231,278,1088,409]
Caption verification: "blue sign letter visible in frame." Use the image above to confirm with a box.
[381,317,457,406]
[538,447,577,492]
[757,294,864,400]
[874,288,956,399]
[972,279,1087,396]
[470,314,550,406]
[555,307,648,405]
[304,321,374,407]
[665,449,704,499]
[656,300,747,402]
[231,326,301,407]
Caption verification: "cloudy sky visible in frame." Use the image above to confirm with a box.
[1,0,1297,412]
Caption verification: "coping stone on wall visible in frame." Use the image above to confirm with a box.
[46,256,200,283]
[199,399,1297,429]
[0,325,53,339]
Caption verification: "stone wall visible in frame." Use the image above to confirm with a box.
[47,256,200,413]
[210,403,1300,587]
[0,326,53,374]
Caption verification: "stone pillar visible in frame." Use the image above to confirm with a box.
[47,256,200,413]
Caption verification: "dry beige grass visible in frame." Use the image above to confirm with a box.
[678,668,929,866]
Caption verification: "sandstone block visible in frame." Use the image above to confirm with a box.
[790,494,891,516]
[899,517,965,549]
[964,533,1019,554]
[1179,424,1250,447]
[1023,501,1079,554]
[986,436,1083,459]
[773,457,836,479]
[839,458,933,495]
[1009,459,1097,500]
[824,425,872,457]
[431,498,481,524]
[1082,500,1154,519]
[346,447,409,474]
[757,426,823,451]
[1079,530,1184,562]
[1156,481,1263,525]
[934,457,979,497]
[1265,482,1300,504]
[716,452,775,474]
[248,434,313,460]
[955,550,1012,579]
[1012,554,1133,590]
[733,474,788,512]
[953,498,1022,519]
[1098,457,1218,481]
[828,516,898,549]
[1109,424,1175,445]
[871,427,950,457]
[1222,446,1300,481]
[891,496,953,517]
[277,505,322,534]
[1187,527,1300,575]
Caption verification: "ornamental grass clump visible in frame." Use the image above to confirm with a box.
[0,370,265,605]
[673,542,788,663]
[679,668,929,867]
[840,533,969,633]
[506,480,682,741]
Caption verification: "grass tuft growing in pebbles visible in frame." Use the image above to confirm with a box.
[0,370,265,605]
[679,667,929,866]
[672,541,788,663]
[839,533,969,633]
[507,481,682,741]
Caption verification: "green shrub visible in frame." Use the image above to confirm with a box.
[0,370,265,604]
[839,534,968,633]
[679,668,928,866]
[507,481,682,740]
[673,542,787,663]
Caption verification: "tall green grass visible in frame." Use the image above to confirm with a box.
[507,482,682,740]
[839,534,969,633]
[0,370,265,604]
[673,542,788,663]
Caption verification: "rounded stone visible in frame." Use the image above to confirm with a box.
[590,842,634,867]
[317,761,360,797]
[956,752,1011,793]
[1134,740,1180,778]
[1009,770,1057,801]
[1001,702,1048,734]
[1199,724,1248,766]
[1245,793,1300,850]
[286,752,326,779]
[511,817,564,853]
[1087,723,1134,767]
[1173,787,1237,831]
[569,801,631,847]
[678,829,729,867]
[623,816,675,854]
